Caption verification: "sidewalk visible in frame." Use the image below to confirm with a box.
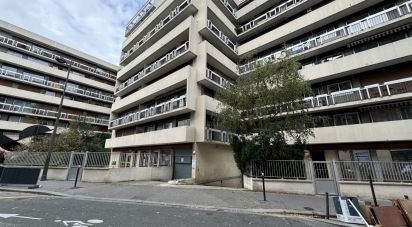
[0,180,389,217]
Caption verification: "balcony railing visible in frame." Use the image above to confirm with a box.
[0,102,109,126]
[240,0,305,34]
[239,0,412,74]
[207,20,238,53]
[205,128,230,143]
[121,0,192,63]
[116,42,190,94]
[303,77,412,108]
[206,69,233,88]
[0,68,114,103]
[0,35,116,81]
[109,95,187,128]
[219,0,237,17]
[125,0,155,36]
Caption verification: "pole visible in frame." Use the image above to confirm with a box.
[369,175,378,207]
[41,63,71,181]
[325,192,330,219]
[261,172,266,201]
[74,167,80,188]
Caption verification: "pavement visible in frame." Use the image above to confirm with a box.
[0,180,388,226]
[0,192,337,227]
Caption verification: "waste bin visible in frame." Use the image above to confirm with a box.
[333,196,364,224]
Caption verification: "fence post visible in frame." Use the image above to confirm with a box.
[325,192,330,219]
[261,172,266,201]
[369,175,378,207]
[332,160,341,195]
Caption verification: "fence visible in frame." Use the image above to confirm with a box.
[250,160,412,183]
[3,152,111,168]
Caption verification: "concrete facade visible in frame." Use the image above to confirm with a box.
[107,0,412,183]
[0,20,119,141]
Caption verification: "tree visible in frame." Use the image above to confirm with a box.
[55,128,83,152]
[217,58,314,175]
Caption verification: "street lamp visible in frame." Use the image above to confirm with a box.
[40,57,72,181]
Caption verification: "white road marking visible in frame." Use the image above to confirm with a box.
[0,213,41,220]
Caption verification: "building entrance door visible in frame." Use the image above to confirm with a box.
[66,152,87,181]
[173,149,192,179]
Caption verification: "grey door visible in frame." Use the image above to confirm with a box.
[312,161,339,195]
[66,152,87,181]
[173,149,192,179]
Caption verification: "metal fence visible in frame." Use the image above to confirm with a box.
[3,152,111,168]
[250,160,412,183]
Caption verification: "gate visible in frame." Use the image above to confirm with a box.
[66,152,88,181]
[312,161,339,195]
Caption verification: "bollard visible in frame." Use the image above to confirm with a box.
[261,172,266,201]
[325,192,330,219]
[74,167,81,188]
[405,195,409,200]
[369,175,378,207]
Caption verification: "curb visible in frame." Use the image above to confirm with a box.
[0,187,337,219]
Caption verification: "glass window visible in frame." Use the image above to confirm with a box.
[159,150,171,166]
[370,108,402,122]
[333,113,360,126]
[139,151,150,167]
[400,106,412,120]
[391,150,412,162]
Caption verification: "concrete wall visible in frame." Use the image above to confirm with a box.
[194,143,241,182]
[243,175,315,195]
[339,181,412,200]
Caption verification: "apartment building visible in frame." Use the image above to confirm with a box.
[0,20,119,142]
[107,0,412,182]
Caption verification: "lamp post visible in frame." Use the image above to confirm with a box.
[40,57,72,181]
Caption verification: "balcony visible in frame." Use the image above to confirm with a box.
[206,20,238,55]
[218,0,237,17]
[109,95,188,129]
[199,69,233,91]
[115,42,193,95]
[205,128,230,143]
[0,68,114,103]
[0,102,109,126]
[304,77,412,109]
[125,0,155,36]
[239,0,412,75]
[239,0,323,40]
[0,35,116,81]
[121,0,195,64]
[105,126,195,149]
[309,119,412,144]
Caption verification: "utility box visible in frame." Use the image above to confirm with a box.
[333,196,363,224]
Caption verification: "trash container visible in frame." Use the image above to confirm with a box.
[333,196,363,224]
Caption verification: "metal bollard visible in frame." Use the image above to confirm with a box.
[325,192,330,219]
[369,175,378,206]
[261,172,266,201]
[74,167,81,188]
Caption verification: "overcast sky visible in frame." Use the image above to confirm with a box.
[0,0,145,65]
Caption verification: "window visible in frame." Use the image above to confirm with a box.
[327,81,352,93]
[391,150,412,162]
[159,150,171,166]
[333,113,360,126]
[139,151,150,167]
[370,108,402,122]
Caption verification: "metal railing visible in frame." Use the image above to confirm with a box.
[240,0,304,34]
[335,161,412,182]
[0,68,114,103]
[116,42,190,94]
[109,95,187,128]
[207,20,238,53]
[303,76,412,108]
[205,128,230,143]
[0,35,116,81]
[206,69,233,88]
[3,152,111,168]
[250,160,412,183]
[250,160,313,180]
[121,0,192,63]
[125,0,155,36]
[0,102,109,126]
[239,0,412,74]
[219,0,237,17]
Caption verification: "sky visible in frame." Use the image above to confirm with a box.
[0,0,145,65]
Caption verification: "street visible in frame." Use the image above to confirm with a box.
[0,192,333,227]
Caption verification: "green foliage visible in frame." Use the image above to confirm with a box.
[217,58,314,173]
[55,128,83,152]
[13,136,49,152]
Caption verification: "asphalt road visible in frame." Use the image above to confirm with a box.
[0,192,334,227]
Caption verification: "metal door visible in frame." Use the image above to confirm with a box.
[173,149,192,179]
[66,152,87,181]
[312,161,339,195]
